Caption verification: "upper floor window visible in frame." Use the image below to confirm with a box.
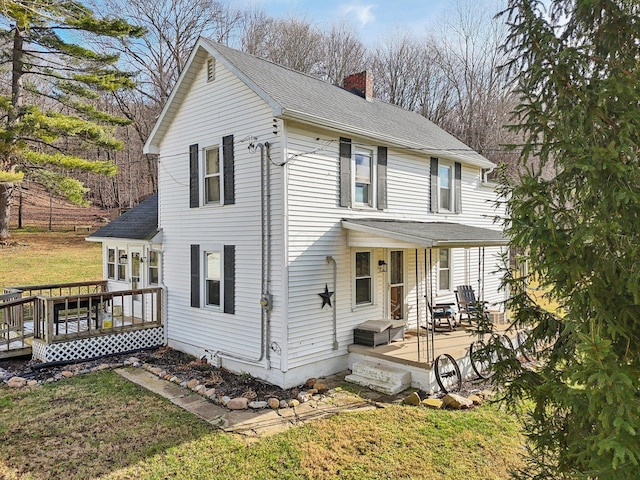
[438,164,452,211]
[117,250,128,281]
[354,149,373,206]
[204,146,221,204]
[430,157,461,214]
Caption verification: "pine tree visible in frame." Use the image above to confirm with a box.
[0,0,144,239]
[491,1,640,478]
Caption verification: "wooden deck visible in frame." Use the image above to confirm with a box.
[1,282,163,360]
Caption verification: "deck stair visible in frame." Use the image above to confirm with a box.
[345,361,411,396]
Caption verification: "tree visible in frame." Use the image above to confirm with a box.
[0,0,143,239]
[491,1,640,478]
[319,19,367,85]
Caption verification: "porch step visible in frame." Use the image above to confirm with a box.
[345,361,411,396]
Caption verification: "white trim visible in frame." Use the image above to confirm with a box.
[352,146,376,208]
[437,161,454,214]
[202,248,223,311]
[202,144,223,206]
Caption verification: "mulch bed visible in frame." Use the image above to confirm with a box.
[0,347,301,402]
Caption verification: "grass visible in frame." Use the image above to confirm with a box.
[0,371,525,479]
[0,228,102,289]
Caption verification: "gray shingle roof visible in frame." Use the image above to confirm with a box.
[342,218,507,248]
[203,40,493,168]
[89,193,158,241]
[146,38,495,168]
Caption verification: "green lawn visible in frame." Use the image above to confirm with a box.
[0,371,525,479]
[0,229,102,289]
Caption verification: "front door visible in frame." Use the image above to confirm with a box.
[389,250,404,320]
[130,248,143,318]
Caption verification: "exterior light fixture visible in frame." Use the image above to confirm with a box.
[378,260,388,273]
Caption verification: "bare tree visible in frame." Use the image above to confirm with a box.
[94,0,244,106]
[241,14,322,74]
[319,19,367,84]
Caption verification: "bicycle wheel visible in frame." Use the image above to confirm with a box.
[434,353,462,394]
[469,340,492,379]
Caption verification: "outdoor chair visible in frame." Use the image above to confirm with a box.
[454,285,487,324]
[424,303,456,332]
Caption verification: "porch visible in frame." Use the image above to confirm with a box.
[1,281,164,362]
[347,320,512,392]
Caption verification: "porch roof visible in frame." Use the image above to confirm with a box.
[342,219,508,248]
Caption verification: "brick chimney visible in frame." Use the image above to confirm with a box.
[342,71,373,101]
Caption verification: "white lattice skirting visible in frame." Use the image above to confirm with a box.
[32,327,165,363]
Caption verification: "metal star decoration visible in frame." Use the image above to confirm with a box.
[318,284,334,308]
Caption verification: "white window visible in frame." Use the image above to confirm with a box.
[117,250,127,281]
[148,250,160,285]
[354,250,373,305]
[107,248,116,279]
[354,149,373,206]
[205,251,221,308]
[438,248,451,291]
[204,146,221,205]
[438,164,452,212]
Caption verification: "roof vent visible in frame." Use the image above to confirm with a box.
[342,71,373,101]
[206,56,215,82]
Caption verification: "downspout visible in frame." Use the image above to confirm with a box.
[327,255,338,350]
[213,142,271,368]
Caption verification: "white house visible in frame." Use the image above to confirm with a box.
[140,39,508,389]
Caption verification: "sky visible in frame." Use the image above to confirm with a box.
[250,0,459,45]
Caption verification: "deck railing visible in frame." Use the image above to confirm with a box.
[4,280,107,298]
[36,287,163,344]
[0,293,36,352]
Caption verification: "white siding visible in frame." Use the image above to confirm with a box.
[284,123,507,369]
[157,58,285,367]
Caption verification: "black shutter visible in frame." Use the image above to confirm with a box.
[430,157,438,212]
[223,245,235,314]
[190,244,200,307]
[339,137,351,207]
[454,162,462,213]
[189,144,199,208]
[377,146,387,210]
[223,135,235,205]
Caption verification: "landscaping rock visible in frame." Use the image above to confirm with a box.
[468,394,483,406]
[402,391,422,406]
[204,388,216,398]
[305,378,317,388]
[313,382,328,394]
[297,392,311,403]
[221,396,231,406]
[249,401,268,409]
[195,385,206,394]
[442,393,474,410]
[27,380,38,387]
[268,398,280,409]
[227,397,249,410]
[279,400,289,409]
[61,371,74,378]
[186,378,199,390]
[7,376,27,388]
[124,357,140,365]
[422,398,443,409]
[288,399,300,408]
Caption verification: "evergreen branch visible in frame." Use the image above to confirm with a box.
[22,150,117,176]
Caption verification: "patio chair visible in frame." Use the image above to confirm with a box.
[424,303,456,331]
[454,285,487,324]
